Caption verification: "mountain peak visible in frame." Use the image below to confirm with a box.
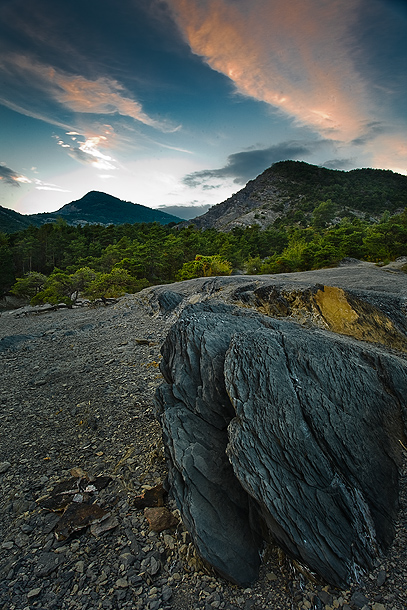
[184,160,407,231]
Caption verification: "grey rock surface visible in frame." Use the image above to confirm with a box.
[225,324,407,586]
[155,289,407,587]
[155,304,272,585]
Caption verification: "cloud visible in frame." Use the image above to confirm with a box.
[0,163,70,191]
[321,158,355,170]
[0,163,30,187]
[351,121,387,146]
[60,135,118,171]
[183,140,321,187]
[53,130,122,171]
[168,0,372,142]
[0,54,178,132]
[157,204,211,219]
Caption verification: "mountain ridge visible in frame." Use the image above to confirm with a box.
[183,161,407,231]
[0,191,182,234]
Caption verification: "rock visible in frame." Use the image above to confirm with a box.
[155,304,270,586]
[119,552,136,567]
[34,551,64,577]
[156,301,407,588]
[143,507,178,532]
[54,502,109,540]
[115,578,128,588]
[372,603,386,610]
[350,591,370,608]
[376,569,386,586]
[155,289,184,313]
[0,461,11,474]
[134,483,165,508]
[27,587,42,598]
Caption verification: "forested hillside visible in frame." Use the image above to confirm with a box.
[0,191,181,234]
[187,161,407,231]
[1,205,407,305]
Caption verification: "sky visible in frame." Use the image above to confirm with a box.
[0,0,406,219]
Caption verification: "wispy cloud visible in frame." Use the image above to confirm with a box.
[183,140,325,186]
[0,163,30,187]
[0,54,179,132]
[168,0,371,142]
[56,133,119,171]
[0,162,69,192]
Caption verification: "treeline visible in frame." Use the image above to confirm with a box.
[1,208,406,304]
[265,161,407,214]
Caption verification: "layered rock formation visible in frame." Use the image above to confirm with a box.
[153,264,407,588]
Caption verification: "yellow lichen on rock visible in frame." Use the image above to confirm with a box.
[315,285,407,351]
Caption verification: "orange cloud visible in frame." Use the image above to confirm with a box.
[369,134,407,175]
[168,0,371,142]
[0,54,176,132]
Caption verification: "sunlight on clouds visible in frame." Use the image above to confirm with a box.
[55,133,118,171]
[168,0,370,142]
[370,135,407,176]
[0,163,30,186]
[0,54,178,132]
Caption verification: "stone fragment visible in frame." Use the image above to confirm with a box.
[115,578,128,588]
[350,592,369,608]
[144,507,178,532]
[119,552,136,567]
[34,551,64,577]
[27,587,42,598]
[134,483,165,508]
[376,569,386,586]
[0,461,11,474]
[54,502,109,540]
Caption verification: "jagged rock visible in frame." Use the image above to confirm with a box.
[155,301,407,588]
[155,304,270,586]
[225,324,407,586]
[134,483,165,508]
[143,507,178,532]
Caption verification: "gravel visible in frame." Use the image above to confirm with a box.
[0,289,406,610]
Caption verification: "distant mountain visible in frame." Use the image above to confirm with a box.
[0,191,182,234]
[183,161,407,231]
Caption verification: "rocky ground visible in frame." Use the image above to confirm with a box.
[0,277,406,610]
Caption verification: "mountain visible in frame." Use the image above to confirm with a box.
[0,204,36,234]
[183,160,407,231]
[0,191,182,234]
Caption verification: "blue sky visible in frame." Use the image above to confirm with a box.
[0,0,406,218]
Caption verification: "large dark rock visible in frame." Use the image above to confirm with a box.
[225,325,407,586]
[155,301,407,588]
[155,304,270,586]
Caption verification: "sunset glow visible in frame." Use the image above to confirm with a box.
[0,0,405,215]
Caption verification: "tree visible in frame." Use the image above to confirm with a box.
[84,268,149,300]
[176,255,232,280]
[312,200,337,229]
[0,233,15,296]
[10,272,47,299]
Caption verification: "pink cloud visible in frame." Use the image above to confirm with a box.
[0,54,178,132]
[168,0,371,142]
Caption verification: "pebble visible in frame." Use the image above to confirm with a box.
[0,461,11,474]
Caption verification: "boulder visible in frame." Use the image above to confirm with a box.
[155,304,271,585]
[155,301,407,587]
[225,324,407,586]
